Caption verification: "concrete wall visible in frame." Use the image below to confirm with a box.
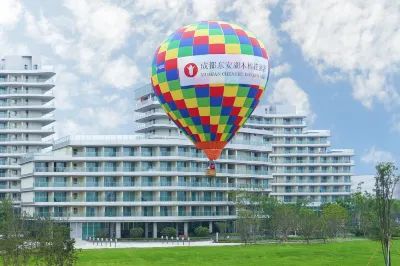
[21,162,34,175]
[1,56,42,70]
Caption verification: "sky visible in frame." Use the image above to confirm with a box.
[0,0,399,189]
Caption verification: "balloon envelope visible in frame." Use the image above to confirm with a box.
[151,21,270,161]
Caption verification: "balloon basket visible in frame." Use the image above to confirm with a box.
[206,168,216,177]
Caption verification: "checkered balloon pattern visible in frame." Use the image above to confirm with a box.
[151,21,270,156]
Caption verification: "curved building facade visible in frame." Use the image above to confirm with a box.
[0,56,55,205]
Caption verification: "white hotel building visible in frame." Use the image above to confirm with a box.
[0,56,55,205]
[18,83,353,239]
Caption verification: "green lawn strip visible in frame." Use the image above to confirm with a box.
[77,240,400,266]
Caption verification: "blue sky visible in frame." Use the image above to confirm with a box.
[0,0,399,182]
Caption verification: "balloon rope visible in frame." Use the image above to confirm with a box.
[367,245,379,266]
[390,239,400,255]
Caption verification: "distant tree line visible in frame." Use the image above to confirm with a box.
[0,199,79,266]
[231,162,400,266]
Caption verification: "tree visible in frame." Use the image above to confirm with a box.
[271,204,298,241]
[32,218,79,266]
[322,203,349,239]
[236,209,260,244]
[373,162,400,266]
[0,199,32,266]
[161,227,177,238]
[0,200,79,266]
[215,221,228,239]
[297,207,319,244]
[230,190,280,238]
[194,226,209,237]
[95,228,109,238]
[130,228,144,238]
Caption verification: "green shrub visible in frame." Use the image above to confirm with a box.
[194,226,209,237]
[130,228,144,238]
[392,227,400,237]
[95,229,109,238]
[349,226,365,237]
[161,227,177,238]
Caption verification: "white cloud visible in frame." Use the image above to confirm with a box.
[0,0,23,27]
[0,0,28,56]
[63,0,133,74]
[351,175,375,194]
[24,11,74,59]
[192,0,228,21]
[53,65,80,110]
[282,0,400,109]
[55,119,99,139]
[391,114,400,133]
[103,94,120,103]
[25,0,132,75]
[268,77,316,126]
[102,55,141,89]
[271,63,291,77]
[130,1,195,60]
[361,146,395,164]
[56,99,133,138]
[227,0,281,57]
[78,107,128,128]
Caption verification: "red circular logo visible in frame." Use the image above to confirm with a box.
[184,63,198,77]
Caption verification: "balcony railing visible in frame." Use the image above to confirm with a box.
[33,211,237,218]
[275,169,352,174]
[32,166,269,175]
[275,159,353,164]
[70,151,271,162]
[273,140,329,145]
[274,189,350,193]
[273,179,351,184]
[0,78,52,83]
[0,102,54,107]
[0,114,54,119]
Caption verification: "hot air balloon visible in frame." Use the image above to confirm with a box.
[151,21,270,175]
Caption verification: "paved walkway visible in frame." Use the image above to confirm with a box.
[75,239,240,250]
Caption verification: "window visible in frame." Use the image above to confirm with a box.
[73,178,78,184]
[73,193,78,199]
[73,208,78,214]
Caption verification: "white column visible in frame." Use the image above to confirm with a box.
[153,222,158,238]
[145,222,149,238]
[116,222,121,238]
[70,222,82,239]
[209,221,213,233]
[184,222,189,236]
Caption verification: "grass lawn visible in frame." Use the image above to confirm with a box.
[77,240,400,266]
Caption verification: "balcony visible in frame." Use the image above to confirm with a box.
[0,77,53,85]
[273,178,351,184]
[30,181,270,193]
[274,169,352,174]
[273,140,330,145]
[30,211,236,218]
[0,101,54,107]
[134,97,160,112]
[135,109,166,123]
[273,188,350,194]
[0,88,54,95]
[136,121,176,133]
[275,159,354,165]
[32,166,269,176]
